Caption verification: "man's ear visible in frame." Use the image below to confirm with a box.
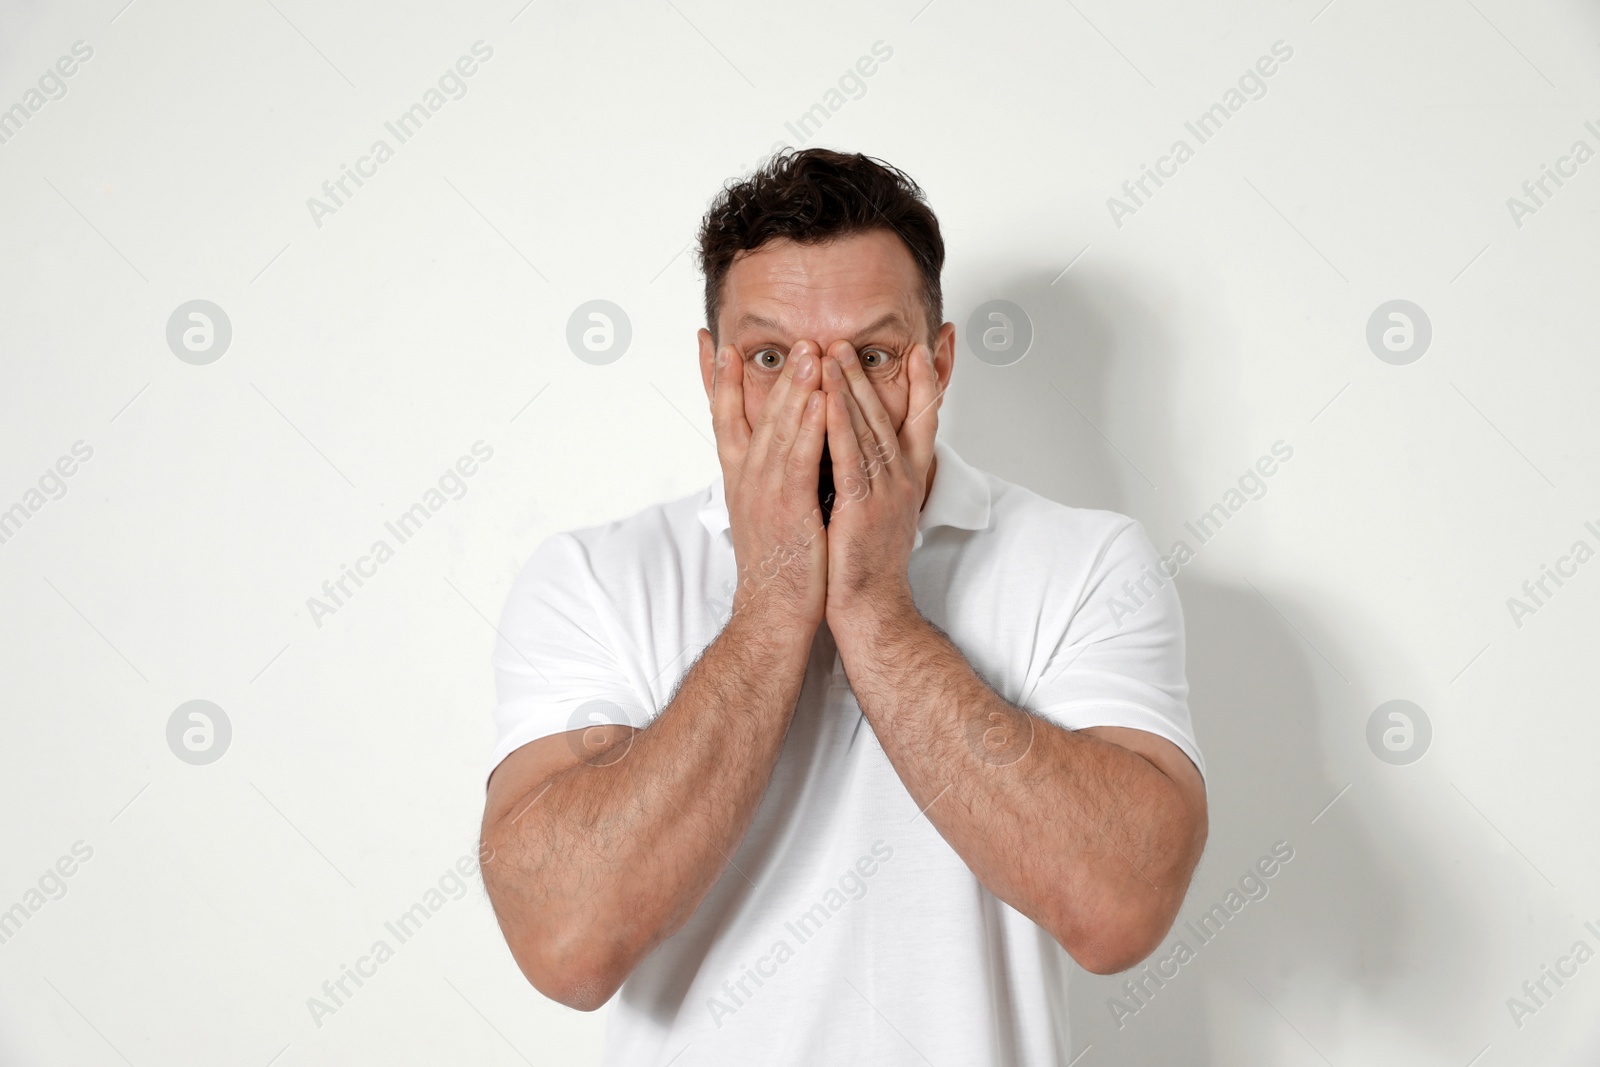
[698,328,717,404]
[932,321,956,410]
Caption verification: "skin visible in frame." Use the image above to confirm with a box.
[480,229,1209,1012]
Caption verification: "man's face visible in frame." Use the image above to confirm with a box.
[698,229,955,437]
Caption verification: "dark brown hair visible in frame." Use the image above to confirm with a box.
[696,148,945,344]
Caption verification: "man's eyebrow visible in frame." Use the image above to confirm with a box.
[729,312,912,337]
[731,313,786,334]
[853,312,912,338]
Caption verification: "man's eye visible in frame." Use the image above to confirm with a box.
[752,347,786,370]
[860,348,893,369]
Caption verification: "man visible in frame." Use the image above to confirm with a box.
[480,149,1207,1065]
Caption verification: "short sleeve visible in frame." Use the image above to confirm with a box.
[1024,518,1206,789]
[487,532,651,784]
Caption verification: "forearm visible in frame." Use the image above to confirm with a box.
[834,605,1201,973]
[483,607,814,1006]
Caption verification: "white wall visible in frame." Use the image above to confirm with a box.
[2,0,1597,1063]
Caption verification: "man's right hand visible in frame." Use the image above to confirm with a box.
[711,339,829,631]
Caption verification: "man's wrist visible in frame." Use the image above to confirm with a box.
[828,587,924,649]
[727,598,820,656]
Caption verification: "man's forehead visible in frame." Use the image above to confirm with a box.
[720,232,921,338]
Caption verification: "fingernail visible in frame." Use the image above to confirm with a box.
[825,357,841,380]
[716,346,728,368]
[837,344,858,365]
[807,391,821,413]
[796,352,815,379]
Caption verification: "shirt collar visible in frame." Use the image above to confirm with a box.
[698,437,991,549]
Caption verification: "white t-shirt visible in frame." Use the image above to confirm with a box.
[489,438,1206,1067]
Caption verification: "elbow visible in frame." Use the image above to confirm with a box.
[484,874,635,1010]
[480,833,637,1011]
[1061,922,1167,977]
[1051,896,1180,977]
[534,968,623,1014]
[508,923,631,1011]
[1069,929,1164,977]
[1063,790,1208,976]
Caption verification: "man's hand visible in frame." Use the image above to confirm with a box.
[712,338,830,630]
[819,339,940,630]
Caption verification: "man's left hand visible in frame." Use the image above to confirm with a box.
[819,339,940,631]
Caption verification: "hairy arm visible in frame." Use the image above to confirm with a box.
[815,335,1206,975]
[833,602,1207,975]
[481,337,832,1010]
[480,607,814,1010]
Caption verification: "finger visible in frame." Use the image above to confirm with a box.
[764,342,820,474]
[748,340,813,468]
[818,351,871,473]
[820,352,846,399]
[789,388,827,504]
[710,343,750,462]
[827,388,870,507]
[828,339,898,467]
[900,341,940,476]
[837,376,876,474]
[837,383,886,504]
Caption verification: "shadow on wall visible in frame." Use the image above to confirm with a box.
[943,266,1482,1063]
